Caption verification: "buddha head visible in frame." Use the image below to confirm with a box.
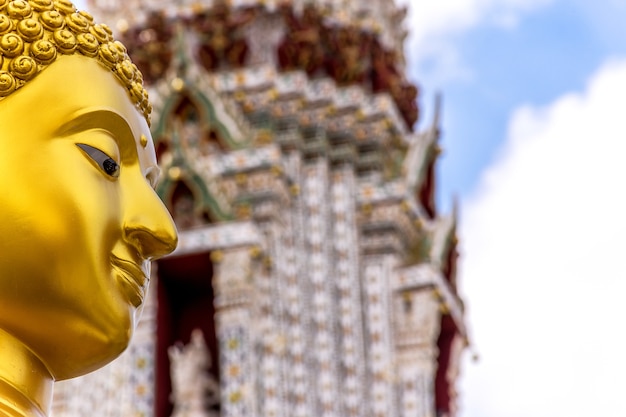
[0,0,177,382]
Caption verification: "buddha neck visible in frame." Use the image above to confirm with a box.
[0,329,52,417]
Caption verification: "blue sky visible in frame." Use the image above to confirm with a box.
[408,0,626,209]
[400,1,626,416]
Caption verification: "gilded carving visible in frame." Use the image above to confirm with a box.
[0,0,151,123]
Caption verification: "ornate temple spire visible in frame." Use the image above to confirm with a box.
[87,0,409,66]
[87,0,407,69]
[59,2,467,417]
[88,0,418,130]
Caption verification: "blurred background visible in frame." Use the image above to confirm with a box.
[396,1,626,416]
[74,0,626,415]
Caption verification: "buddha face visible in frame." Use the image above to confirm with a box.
[0,55,177,380]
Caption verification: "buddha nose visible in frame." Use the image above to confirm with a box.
[123,187,178,260]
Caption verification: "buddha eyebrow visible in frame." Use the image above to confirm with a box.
[55,108,134,141]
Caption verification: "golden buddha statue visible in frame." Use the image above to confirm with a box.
[0,1,178,416]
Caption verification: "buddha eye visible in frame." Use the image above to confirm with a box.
[76,143,120,178]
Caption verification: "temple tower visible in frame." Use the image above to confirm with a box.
[53,1,467,417]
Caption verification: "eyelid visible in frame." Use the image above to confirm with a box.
[76,143,120,178]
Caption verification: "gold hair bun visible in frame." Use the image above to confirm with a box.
[0,0,151,124]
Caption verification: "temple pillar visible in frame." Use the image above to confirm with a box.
[362,254,401,417]
[329,145,367,417]
[300,144,341,417]
[394,289,441,417]
[211,246,261,417]
[279,136,316,417]
[393,257,466,417]
[358,194,420,417]
[247,173,290,417]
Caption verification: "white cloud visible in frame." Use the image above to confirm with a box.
[459,58,626,417]
[396,0,552,86]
